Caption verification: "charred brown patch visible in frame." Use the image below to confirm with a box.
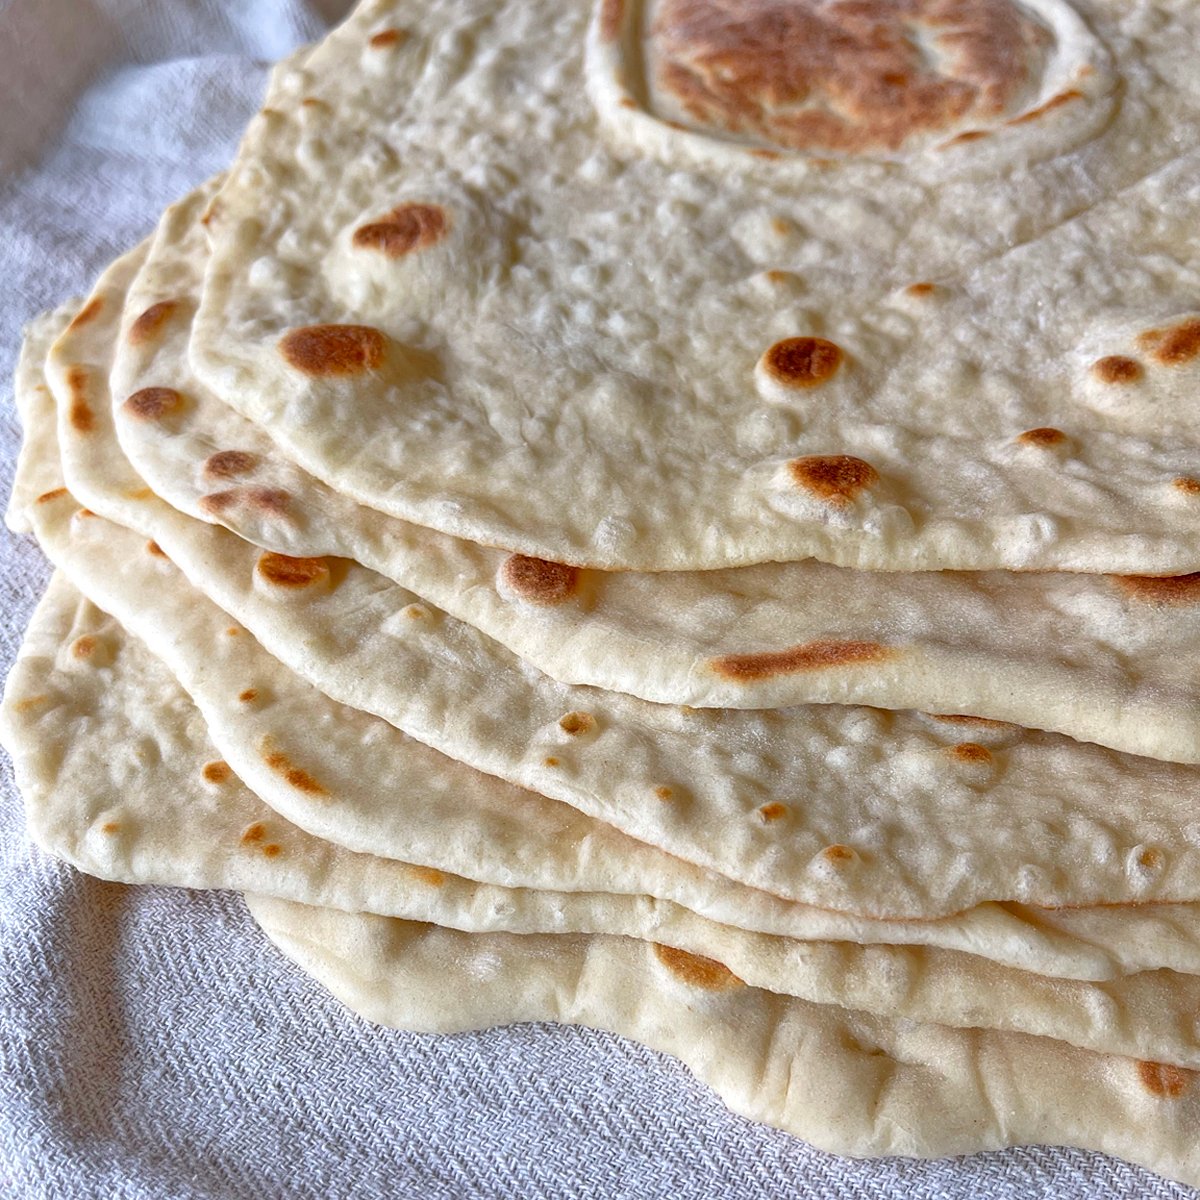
[559,711,596,735]
[1090,355,1142,385]
[905,282,936,297]
[761,337,842,387]
[653,943,742,990]
[1137,1060,1193,1099]
[146,541,168,559]
[256,552,330,589]
[1016,427,1067,448]
[202,761,232,784]
[12,695,48,712]
[241,822,266,844]
[654,786,674,801]
[411,865,447,887]
[67,367,93,433]
[261,844,282,858]
[67,297,103,331]
[1007,89,1082,125]
[369,28,409,49]
[261,743,327,795]
[100,821,121,835]
[123,386,185,422]
[712,639,893,682]
[1138,318,1200,367]
[71,636,97,659]
[1114,573,1200,606]
[1138,847,1164,870]
[930,713,1013,730]
[36,488,68,505]
[127,301,178,346]
[758,802,788,822]
[238,689,258,703]
[199,487,291,519]
[788,455,879,505]
[279,325,386,376]
[950,741,992,764]
[543,756,560,768]
[500,554,581,605]
[822,844,856,864]
[204,450,259,479]
[353,204,449,258]
[1173,477,1200,496]
[942,129,988,145]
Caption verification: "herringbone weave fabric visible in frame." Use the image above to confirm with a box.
[0,2,1196,1195]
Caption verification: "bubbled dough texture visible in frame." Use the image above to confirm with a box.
[116,184,1200,763]
[192,0,1200,571]
[39,269,1200,919]
[249,895,1200,1189]
[17,575,1200,1066]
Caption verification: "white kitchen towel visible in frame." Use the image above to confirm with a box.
[0,2,1195,1196]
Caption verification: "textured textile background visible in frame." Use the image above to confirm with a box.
[0,3,1195,1196]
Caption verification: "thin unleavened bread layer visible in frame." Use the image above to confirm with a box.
[15,576,1200,1065]
[112,182,1200,764]
[29,295,1200,984]
[40,264,1200,918]
[192,0,1200,572]
[247,895,1200,1190]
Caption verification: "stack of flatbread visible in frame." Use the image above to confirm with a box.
[5,0,1200,1185]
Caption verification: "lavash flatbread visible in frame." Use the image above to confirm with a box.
[191,0,1200,571]
[110,181,1200,763]
[248,894,1200,1189]
[38,270,1200,917]
[14,573,1200,1065]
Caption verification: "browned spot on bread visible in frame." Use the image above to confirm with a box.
[1173,477,1200,496]
[770,217,792,236]
[226,627,240,637]
[101,822,120,835]
[261,844,282,858]
[74,509,97,519]
[651,0,1049,154]
[301,97,328,109]
[200,200,221,228]
[499,554,580,605]
[353,203,450,259]
[256,552,330,589]
[241,823,266,844]
[788,455,879,504]
[823,844,856,864]
[127,301,178,345]
[262,745,327,795]
[654,786,674,801]
[1007,88,1083,125]
[204,450,258,479]
[950,741,992,764]
[238,689,258,703]
[942,128,988,145]
[543,756,560,768]
[123,386,185,422]
[1016,427,1066,447]
[36,487,68,504]
[402,604,428,620]
[1137,1061,1194,1099]
[369,28,409,48]
[931,713,1013,729]
[559,711,595,735]
[67,298,103,330]
[1138,847,1163,870]
[199,487,291,519]
[1091,355,1142,384]
[145,541,168,559]
[600,0,624,40]
[71,636,96,659]
[905,282,936,297]
[202,761,232,785]
[619,97,637,108]
[713,639,894,681]
[1114,574,1200,606]
[412,865,447,887]
[765,269,795,284]
[653,944,743,990]
[12,695,48,712]
[762,337,842,387]
[126,487,154,501]
[758,802,788,821]
[67,367,93,432]
[279,325,386,376]
[751,148,781,159]
[1138,318,1200,367]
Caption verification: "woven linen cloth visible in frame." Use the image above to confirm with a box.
[0,3,1196,1196]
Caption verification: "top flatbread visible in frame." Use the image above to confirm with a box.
[193,0,1200,570]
